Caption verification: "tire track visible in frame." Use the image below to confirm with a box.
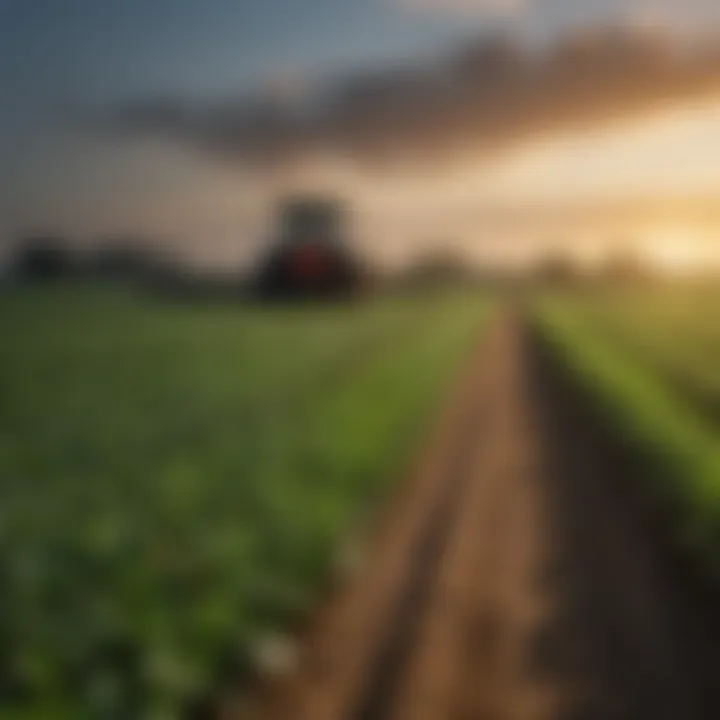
[387,313,559,720]
[229,310,720,720]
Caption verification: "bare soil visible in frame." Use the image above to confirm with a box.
[224,312,720,720]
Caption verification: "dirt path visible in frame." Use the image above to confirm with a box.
[227,312,720,720]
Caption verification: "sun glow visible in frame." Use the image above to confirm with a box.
[471,95,720,204]
[644,231,720,276]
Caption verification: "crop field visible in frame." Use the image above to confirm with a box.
[2,285,720,720]
[536,289,720,572]
[550,289,720,424]
[0,287,490,718]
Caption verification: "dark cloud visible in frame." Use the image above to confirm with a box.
[90,25,720,170]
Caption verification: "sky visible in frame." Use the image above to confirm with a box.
[3,0,720,266]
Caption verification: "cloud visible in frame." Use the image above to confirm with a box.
[88,26,720,173]
[622,2,684,33]
[397,0,530,17]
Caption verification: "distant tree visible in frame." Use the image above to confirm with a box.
[533,251,580,286]
[86,237,166,283]
[401,246,476,291]
[11,236,75,281]
[597,247,649,285]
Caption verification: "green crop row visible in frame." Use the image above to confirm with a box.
[565,288,720,425]
[535,296,720,582]
[0,287,490,719]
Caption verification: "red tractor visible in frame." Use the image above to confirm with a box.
[253,197,363,300]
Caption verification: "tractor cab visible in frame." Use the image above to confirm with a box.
[254,197,362,300]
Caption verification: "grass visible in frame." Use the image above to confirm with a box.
[0,285,490,719]
[535,292,720,583]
